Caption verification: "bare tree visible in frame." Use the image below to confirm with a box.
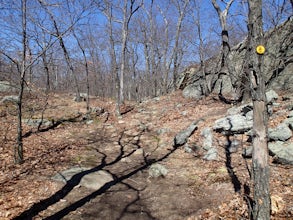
[102,0,121,115]
[263,0,293,29]
[156,0,189,93]
[102,0,141,115]
[247,0,270,218]
[172,0,190,88]
[211,0,234,72]
[191,0,209,95]
[141,0,160,97]
[37,0,82,102]
[156,4,171,94]
[119,0,142,105]
[14,0,28,164]
[72,29,91,112]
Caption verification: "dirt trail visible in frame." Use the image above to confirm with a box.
[0,91,292,219]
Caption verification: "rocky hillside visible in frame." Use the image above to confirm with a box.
[179,16,293,100]
[0,87,292,219]
[0,17,293,217]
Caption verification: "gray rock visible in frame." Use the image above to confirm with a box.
[226,104,253,116]
[80,93,88,98]
[267,105,274,116]
[23,118,53,127]
[121,157,132,163]
[268,142,293,165]
[157,128,171,135]
[52,167,114,190]
[86,120,94,125]
[228,139,241,153]
[148,163,168,178]
[184,145,193,153]
[285,104,293,111]
[177,19,293,99]
[266,89,279,103]
[182,84,202,99]
[284,117,293,128]
[0,81,16,92]
[213,114,253,133]
[201,127,213,150]
[213,75,234,97]
[134,148,144,156]
[80,171,113,190]
[181,111,188,116]
[91,107,105,116]
[1,95,18,104]
[184,144,200,154]
[242,146,253,158]
[203,148,218,161]
[268,123,292,141]
[245,110,254,121]
[174,120,200,147]
[288,111,293,118]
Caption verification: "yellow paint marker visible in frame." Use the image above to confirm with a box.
[256,45,265,55]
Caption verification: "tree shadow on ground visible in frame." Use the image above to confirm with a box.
[13,125,176,220]
[224,118,253,218]
[223,118,242,193]
[224,134,242,193]
[22,113,83,138]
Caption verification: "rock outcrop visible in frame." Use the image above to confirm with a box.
[178,17,293,99]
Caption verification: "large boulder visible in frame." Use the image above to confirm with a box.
[212,74,234,98]
[268,123,292,141]
[182,84,202,99]
[268,142,293,165]
[213,114,253,133]
[52,167,114,190]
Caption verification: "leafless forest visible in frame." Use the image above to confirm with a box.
[0,1,292,219]
[0,0,291,100]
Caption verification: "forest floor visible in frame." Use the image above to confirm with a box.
[0,89,292,220]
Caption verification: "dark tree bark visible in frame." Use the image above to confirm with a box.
[247,0,271,219]
[41,50,51,92]
[15,0,27,164]
[211,0,234,73]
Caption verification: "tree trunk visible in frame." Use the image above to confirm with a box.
[211,0,234,73]
[172,0,189,90]
[211,0,234,99]
[247,0,271,219]
[72,30,90,112]
[41,51,50,92]
[195,2,209,95]
[104,4,120,115]
[15,0,27,164]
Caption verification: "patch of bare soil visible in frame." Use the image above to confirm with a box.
[0,90,292,219]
